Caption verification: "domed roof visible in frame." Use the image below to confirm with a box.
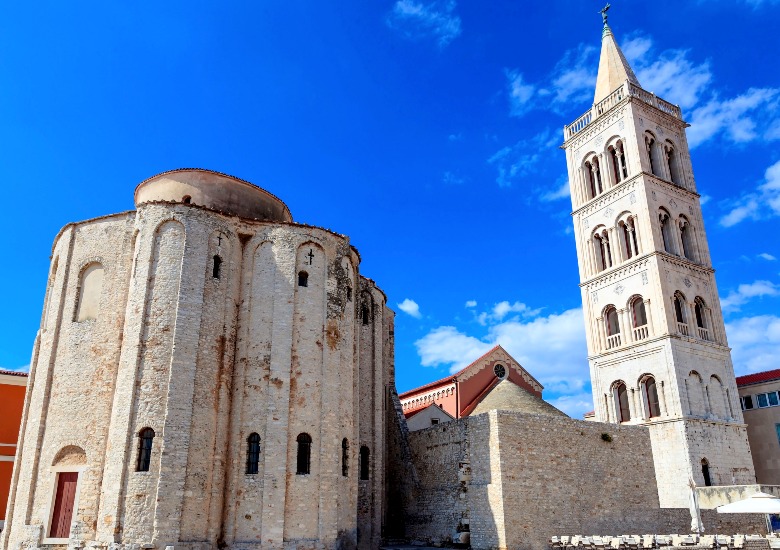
[469,379,568,418]
[134,168,292,222]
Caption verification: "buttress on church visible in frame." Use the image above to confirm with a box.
[0,14,772,550]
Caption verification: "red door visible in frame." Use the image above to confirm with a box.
[49,472,78,538]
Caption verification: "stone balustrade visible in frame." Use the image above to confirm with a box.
[564,81,683,140]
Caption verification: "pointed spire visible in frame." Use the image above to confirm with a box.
[593,6,640,104]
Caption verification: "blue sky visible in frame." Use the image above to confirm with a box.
[2,1,780,418]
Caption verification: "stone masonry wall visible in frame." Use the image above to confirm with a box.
[401,410,763,550]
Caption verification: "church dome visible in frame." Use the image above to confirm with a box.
[134,168,293,222]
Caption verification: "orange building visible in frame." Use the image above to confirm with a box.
[0,370,27,530]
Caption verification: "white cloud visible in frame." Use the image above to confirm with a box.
[726,314,780,375]
[721,159,780,227]
[550,393,594,419]
[397,298,422,318]
[442,171,466,185]
[415,306,589,410]
[720,280,780,312]
[475,301,541,325]
[758,253,777,261]
[699,194,712,206]
[635,51,712,110]
[540,175,571,202]
[487,129,556,187]
[506,69,537,117]
[387,0,462,48]
[688,88,780,148]
[465,300,477,308]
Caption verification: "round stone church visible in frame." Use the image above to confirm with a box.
[2,169,393,550]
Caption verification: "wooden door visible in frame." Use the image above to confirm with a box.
[49,472,78,538]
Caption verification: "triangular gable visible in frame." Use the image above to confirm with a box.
[454,345,543,394]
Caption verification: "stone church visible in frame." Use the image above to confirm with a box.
[0,12,767,550]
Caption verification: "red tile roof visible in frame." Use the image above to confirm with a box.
[736,369,780,387]
[398,345,501,399]
[0,369,29,377]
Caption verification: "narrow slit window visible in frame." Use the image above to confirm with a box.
[341,438,349,477]
[246,433,260,475]
[213,255,222,279]
[702,459,712,486]
[298,271,308,287]
[362,304,370,325]
[359,445,370,480]
[136,427,155,472]
[296,433,312,475]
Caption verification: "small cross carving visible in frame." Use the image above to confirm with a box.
[306,249,315,265]
[217,235,223,246]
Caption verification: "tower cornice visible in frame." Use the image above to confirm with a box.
[578,251,714,289]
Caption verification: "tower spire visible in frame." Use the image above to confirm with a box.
[593,5,640,104]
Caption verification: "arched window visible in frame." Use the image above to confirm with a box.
[593,231,612,272]
[694,298,710,340]
[585,157,603,198]
[645,133,661,177]
[674,292,688,336]
[631,296,648,341]
[212,255,222,279]
[342,438,349,477]
[361,303,370,325]
[665,141,682,185]
[609,140,628,185]
[614,382,631,423]
[642,376,661,418]
[701,459,712,487]
[136,428,155,472]
[605,306,621,349]
[659,209,675,254]
[182,195,192,204]
[246,433,260,475]
[296,433,312,475]
[584,161,596,199]
[75,262,105,322]
[298,271,308,287]
[679,217,696,262]
[359,445,370,481]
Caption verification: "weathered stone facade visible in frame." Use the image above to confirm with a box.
[399,410,765,550]
[0,169,393,550]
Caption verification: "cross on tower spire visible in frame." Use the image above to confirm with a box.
[599,3,611,26]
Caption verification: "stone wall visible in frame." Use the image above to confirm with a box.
[401,410,764,550]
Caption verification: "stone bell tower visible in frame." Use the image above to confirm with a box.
[561,8,755,508]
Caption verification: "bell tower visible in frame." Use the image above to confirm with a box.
[562,8,755,508]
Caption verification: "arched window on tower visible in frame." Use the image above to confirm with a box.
[674,292,688,335]
[609,140,628,185]
[665,141,682,186]
[701,459,712,486]
[679,216,696,262]
[359,445,370,480]
[296,433,312,475]
[342,438,349,477]
[630,296,648,341]
[613,382,631,423]
[641,376,661,418]
[659,209,675,255]
[694,297,710,341]
[605,306,621,349]
[645,133,662,177]
[593,230,612,272]
[246,433,260,475]
[585,157,604,198]
[619,217,640,260]
[136,428,155,472]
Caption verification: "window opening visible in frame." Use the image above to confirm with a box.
[296,433,312,475]
[341,438,349,477]
[615,383,630,422]
[674,295,686,324]
[659,211,675,254]
[645,377,661,418]
[742,395,754,410]
[632,299,647,327]
[695,301,706,329]
[680,220,695,261]
[359,446,370,480]
[606,307,620,335]
[776,424,780,447]
[246,433,260,475]
[182,195,192,204]
[137,428,155,472]
[758,394,770,408]
[431,418,440,425]
[213,255,222,279]
[362,304,370,325]
[493,364,506,379]
[702,459,712,487]
[298,271,308,287]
